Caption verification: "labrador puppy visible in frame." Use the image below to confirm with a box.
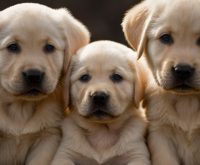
[51,40,150,165]
[0,3,89,165]
[123,0,200,164]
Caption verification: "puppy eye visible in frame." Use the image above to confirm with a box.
[196,38,200,46]
[7,43,21,54]
[110,73,123,83]
[159,34,174,45]
[43,44,55,53]
[79,74,91,83]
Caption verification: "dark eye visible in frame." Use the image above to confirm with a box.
[7,43,21,53]
[159,34,174,45]
[79,74,91,83]
[110,73,123,83]
[43,44,55,53]
[196,37,200,46]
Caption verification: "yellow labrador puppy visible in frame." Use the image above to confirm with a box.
[0,3,89,165]
[52,40,150,165]
[123,0,200,164]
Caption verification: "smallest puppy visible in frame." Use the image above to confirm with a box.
[52,41,150,165]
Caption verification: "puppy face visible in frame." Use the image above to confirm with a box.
[68,41,145,122]
[123,0,200,94]
[0,3,89,100]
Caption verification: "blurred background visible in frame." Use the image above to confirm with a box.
[0,0,140,45]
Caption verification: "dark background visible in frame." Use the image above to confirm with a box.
[0,0,140,45]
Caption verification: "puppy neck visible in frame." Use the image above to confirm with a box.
[0,85,64,135]
[70,107,140,150]
[71,108,135,131]
[145,87,200,132]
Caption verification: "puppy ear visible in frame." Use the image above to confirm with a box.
[122,1,152,59]
[58,9,90,73]
[58,9,89,112]
[133,60,146,107]
[64,59,73,109]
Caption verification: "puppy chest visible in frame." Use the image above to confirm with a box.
[87,129,119,151]
[171,128,200,165]
[0,132,39,164]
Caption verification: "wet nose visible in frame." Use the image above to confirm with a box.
[172,64,195,80]
[23,69,44,86]
[91,91,109,106]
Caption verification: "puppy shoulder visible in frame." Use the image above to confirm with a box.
[129,107,148,137]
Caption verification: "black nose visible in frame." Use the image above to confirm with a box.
[172,64,195,80]
[23,69,44,86]
[91,91,109,106]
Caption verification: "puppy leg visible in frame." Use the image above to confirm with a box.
[25,128,61,165]
[127,142,150,165]
[51,148,75,165]
[51,157,75,165]
[148,131,179,165]
[102,141,150,165]
[52,148,99,165]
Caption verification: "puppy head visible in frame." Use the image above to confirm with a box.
[66,40,145,123]
[123,0,200,94]
[0,3,89,101]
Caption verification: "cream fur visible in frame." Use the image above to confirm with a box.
[122,0,200,164]
[52,41,150,165]
[0,3,89,164]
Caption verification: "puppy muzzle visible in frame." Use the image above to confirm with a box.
[170,64,195,90]
[22,69,45,96]
[161,64,200,93]
[90,91,109,106]
[87,91,114,119]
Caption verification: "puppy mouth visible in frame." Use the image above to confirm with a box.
[159,76,196,92]
[164,82,198,93]
[91,110,112,118]
[86,107,115,121]
[173,84,192,90]
[23,89,44,96]
[19,87,46,97]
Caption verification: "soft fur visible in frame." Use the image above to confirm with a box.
[52,40,150,165]
[123,0,200,164]
[0,3,89,165]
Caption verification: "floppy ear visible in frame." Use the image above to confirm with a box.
[63,58,73,112]
[58,9,90,73]
[57,9,90,112]
[122,1,152,59]
[133,60,146,107]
